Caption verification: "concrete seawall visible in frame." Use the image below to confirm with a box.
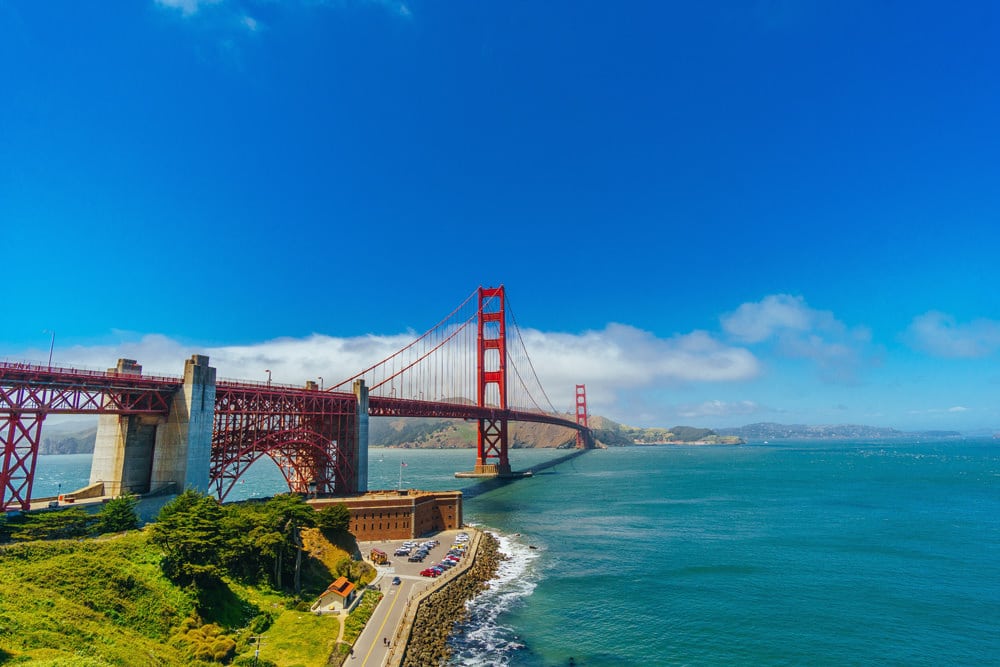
[386,528,494,667]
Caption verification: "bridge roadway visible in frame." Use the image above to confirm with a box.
[0,361,582,429]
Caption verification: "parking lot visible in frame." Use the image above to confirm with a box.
[359,529,471,582]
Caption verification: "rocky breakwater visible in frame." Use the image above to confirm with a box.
[401,532,504,667]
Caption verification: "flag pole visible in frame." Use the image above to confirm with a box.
[398,461,403,490]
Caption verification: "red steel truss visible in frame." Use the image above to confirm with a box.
[1,362,179,511]
[477,286,510,473]
[1,363,368,509]
[2,412,44,513]
[211,383,361,501]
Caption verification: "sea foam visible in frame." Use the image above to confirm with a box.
[447,531,541,666]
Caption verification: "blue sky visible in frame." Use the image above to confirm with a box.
[2,1,999,431]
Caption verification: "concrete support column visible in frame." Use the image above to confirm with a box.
[354,379,369,493]
[91,359,158,496]
[150,355,217,494]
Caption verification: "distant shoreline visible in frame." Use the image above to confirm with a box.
[631,440,744,446]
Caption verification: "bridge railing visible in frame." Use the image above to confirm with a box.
[0,360,182,385]
[215,377,322,390]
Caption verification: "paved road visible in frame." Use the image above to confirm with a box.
[349,530,470,666]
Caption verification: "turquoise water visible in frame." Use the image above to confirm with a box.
[454,441,1000,666]
[31,441,1000,665]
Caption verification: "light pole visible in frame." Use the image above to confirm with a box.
[318,376,324,391]
[265,369,272,387]
[251,635,265,666]
[43,330,55,368]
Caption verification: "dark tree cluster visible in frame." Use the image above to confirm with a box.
[0,494,139,542]
[149,491,352,595]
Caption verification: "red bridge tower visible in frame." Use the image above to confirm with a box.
[575,384,591,449]
[474,285,511,475]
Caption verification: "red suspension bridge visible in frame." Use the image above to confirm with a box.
[1,286,593,512]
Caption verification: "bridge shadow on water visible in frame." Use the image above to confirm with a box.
[460,448,591,500]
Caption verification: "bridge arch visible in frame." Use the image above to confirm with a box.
[210,427,336,502]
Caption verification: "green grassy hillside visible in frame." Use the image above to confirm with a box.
[0,503,372,666]
[0,532,192,664]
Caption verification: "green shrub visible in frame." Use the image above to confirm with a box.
[95,494,139,534]
[342,590,382,644]
[173,619,236,663]
[248,612,274,634]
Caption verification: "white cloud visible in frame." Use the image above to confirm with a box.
[11,323,758,422]
[675,400,763,419]
[514,324,759,407]
[49,332,418,389]
[904,311,1000,358]
[721,294,873,382]
[368,0,412,18]
[154,0,411,20]
[155,0,222,17]
[908,405,973,416]
[721,294,815,343]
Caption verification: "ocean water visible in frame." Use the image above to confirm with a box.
[453,440,1000,666]
[30,441,1000,665]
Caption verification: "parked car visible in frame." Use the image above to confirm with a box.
[420,568,439,577]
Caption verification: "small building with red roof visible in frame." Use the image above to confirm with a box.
[311,576,357,614]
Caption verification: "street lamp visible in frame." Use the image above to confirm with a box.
[43,330,55,368]
[265,369,271,387]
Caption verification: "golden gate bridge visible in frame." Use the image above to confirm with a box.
[1,286,593,512]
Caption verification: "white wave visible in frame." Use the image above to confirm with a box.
[448,530,542,666]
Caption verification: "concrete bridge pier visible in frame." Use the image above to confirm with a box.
[89,355,216,497]
[150,355,216,494]
[354,379,369,493]
[90,359,158,496]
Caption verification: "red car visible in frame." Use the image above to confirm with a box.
[419,568,440,577]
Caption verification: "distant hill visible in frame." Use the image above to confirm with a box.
[370,416,580,449]
[40,425,97,455]
[715,422,962,441]
[588,415,743,446]
[370,414,743,448]
[40,418,962,456]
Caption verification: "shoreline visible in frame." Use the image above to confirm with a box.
[387,528,503,666]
